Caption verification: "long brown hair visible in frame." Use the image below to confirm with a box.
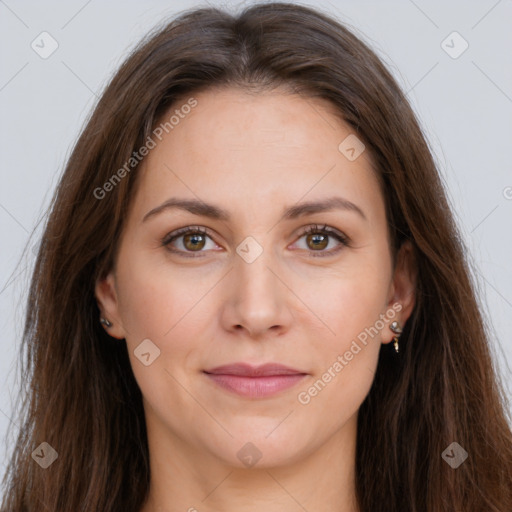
[2,2,511,510]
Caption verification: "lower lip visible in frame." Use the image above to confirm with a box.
[204,373,307,398]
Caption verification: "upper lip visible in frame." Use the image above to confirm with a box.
[204,363,307,377]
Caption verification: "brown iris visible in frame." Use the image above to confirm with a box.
[306,232,328,250]
[183,233,206,251]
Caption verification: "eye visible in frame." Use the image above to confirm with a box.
[292,224,349,257]
[162,226,218,258]
[162,223,350,258]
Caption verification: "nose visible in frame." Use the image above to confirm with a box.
[219,246,294,339]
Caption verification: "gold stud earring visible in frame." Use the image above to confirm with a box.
[389,321,402,353]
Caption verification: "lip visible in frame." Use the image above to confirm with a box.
[205,362,305,377]
[203,363,308,399]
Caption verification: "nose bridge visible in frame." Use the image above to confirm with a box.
[235,235,280,302]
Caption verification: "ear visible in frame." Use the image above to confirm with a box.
[94,271,127,339]
[383,240,417,344]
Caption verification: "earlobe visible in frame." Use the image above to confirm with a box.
[94,272,126,340]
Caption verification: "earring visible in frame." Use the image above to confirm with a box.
[389,321,402,353]
[100,317,113,328]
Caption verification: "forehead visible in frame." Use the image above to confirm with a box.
[132,87,383,224]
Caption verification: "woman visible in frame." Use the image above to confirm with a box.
[2,2,511,511]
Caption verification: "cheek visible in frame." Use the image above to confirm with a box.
[114,251,206,413]
[296,345,378,440]
[295,281,384,429]
[306,257,391,348]
[297,254,390,409]
[115,244,194,339]
[116,264,170,340]
[115,247,214,368]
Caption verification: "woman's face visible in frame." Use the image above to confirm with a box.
[96,87,415,468]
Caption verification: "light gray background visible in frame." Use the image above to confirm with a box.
[1,0,511,481]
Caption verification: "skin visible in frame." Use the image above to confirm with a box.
[95,87,416,512]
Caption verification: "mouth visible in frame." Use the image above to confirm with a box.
[203,363,308,399]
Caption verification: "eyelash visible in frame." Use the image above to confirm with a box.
[161,224,350,259]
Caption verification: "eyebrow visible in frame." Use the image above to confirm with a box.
[142,196,367,223]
